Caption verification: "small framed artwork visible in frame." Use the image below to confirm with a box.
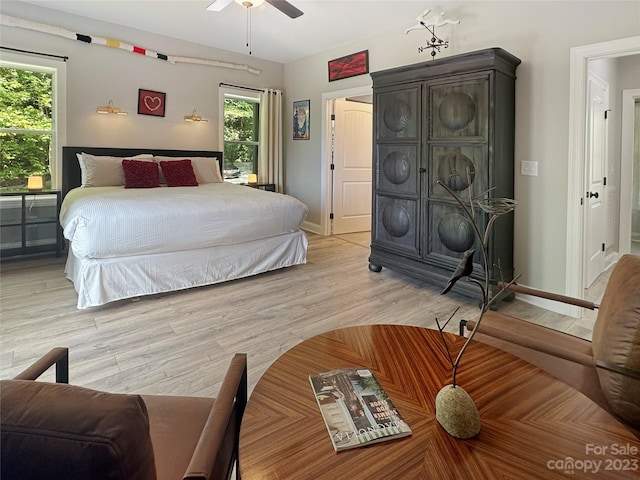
[138,89,166,117]
[328,50,369,82]
[293,99,310,140]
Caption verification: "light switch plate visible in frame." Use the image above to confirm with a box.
[521,161,538,176]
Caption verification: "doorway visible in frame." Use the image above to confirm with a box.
[321,86,373,236]
[566,36,640,316]
[330,97,372,234]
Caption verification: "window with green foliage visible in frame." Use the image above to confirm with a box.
[223,95,259,181]
[0,66,55,191]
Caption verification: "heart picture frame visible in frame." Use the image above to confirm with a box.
[138,88,166,117]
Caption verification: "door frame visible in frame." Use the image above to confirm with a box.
[566,36,640,316]
[619,88,640,255]
[320,85,372,235]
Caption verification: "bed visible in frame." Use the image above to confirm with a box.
[60,146,308,309]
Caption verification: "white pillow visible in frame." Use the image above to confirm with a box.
[78,153,154,187]
[154,156,223,183]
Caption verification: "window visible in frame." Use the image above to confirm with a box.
[220,87,260,183]
[0,52,66,191]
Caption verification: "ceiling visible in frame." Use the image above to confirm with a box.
[14,1,441,64]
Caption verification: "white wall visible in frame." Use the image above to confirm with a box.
[283,1,640,292]
[0,1,284,150]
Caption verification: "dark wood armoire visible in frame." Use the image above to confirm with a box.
[369,48,521,302]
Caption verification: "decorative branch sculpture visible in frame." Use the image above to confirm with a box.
[433,177,517,438]
[435,179,517,387]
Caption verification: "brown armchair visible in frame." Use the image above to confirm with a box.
[0,348,247,480]
[461,254,640,439]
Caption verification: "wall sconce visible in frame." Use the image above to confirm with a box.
[27,175,43,191]
[247,173,258,184]
[184,109,208,122]
[96,100,128,115]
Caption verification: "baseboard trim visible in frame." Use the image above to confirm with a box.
[513,288,581,318]
[301,220,322,235]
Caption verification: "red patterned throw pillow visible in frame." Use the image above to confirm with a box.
[159,159,198,187]
[122,159,160,188]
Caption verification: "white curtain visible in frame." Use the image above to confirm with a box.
[259,89,283,192]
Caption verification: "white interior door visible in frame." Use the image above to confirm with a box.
[584,73,609,287]
[331,98,372,234]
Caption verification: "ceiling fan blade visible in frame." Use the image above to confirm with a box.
[266,0,304,18]
[206,0,234,12]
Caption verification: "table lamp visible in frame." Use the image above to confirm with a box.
[247,174,257,184]
[27,175,43,191]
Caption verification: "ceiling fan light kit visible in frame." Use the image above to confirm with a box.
[207,0,303,18]
[235,0,265,7]
[207,0,302,55]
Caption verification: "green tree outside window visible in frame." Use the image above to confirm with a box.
[0,67,53,190]
[223,97,259,179]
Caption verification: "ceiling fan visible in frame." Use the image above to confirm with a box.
[207,0,304,19]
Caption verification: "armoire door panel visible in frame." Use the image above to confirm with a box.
[429,77,490,140]
[373,195,419,255]
[429,145,489,200]
[376,87,420,140]
[375,144,420,197]
[425,202,487,273]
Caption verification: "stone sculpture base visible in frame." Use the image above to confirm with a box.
[435,384,481,439]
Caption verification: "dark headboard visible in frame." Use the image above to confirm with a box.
[62,147,224,199]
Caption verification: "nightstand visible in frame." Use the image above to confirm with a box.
[246,183,276,192]
[0,190,63,258]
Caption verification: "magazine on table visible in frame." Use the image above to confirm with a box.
[309,367,412,451]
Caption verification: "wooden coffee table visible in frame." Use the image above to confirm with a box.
[239,325,639,479]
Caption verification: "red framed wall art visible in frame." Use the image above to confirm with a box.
[138,89,166,117]
[328,50,369,82]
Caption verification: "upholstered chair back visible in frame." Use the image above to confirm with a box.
[592,254,640,427]
[1,380,157,480]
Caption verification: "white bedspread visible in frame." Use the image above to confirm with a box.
[60,183,308,259]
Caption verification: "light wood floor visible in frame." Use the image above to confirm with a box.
[0,232,597,397]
